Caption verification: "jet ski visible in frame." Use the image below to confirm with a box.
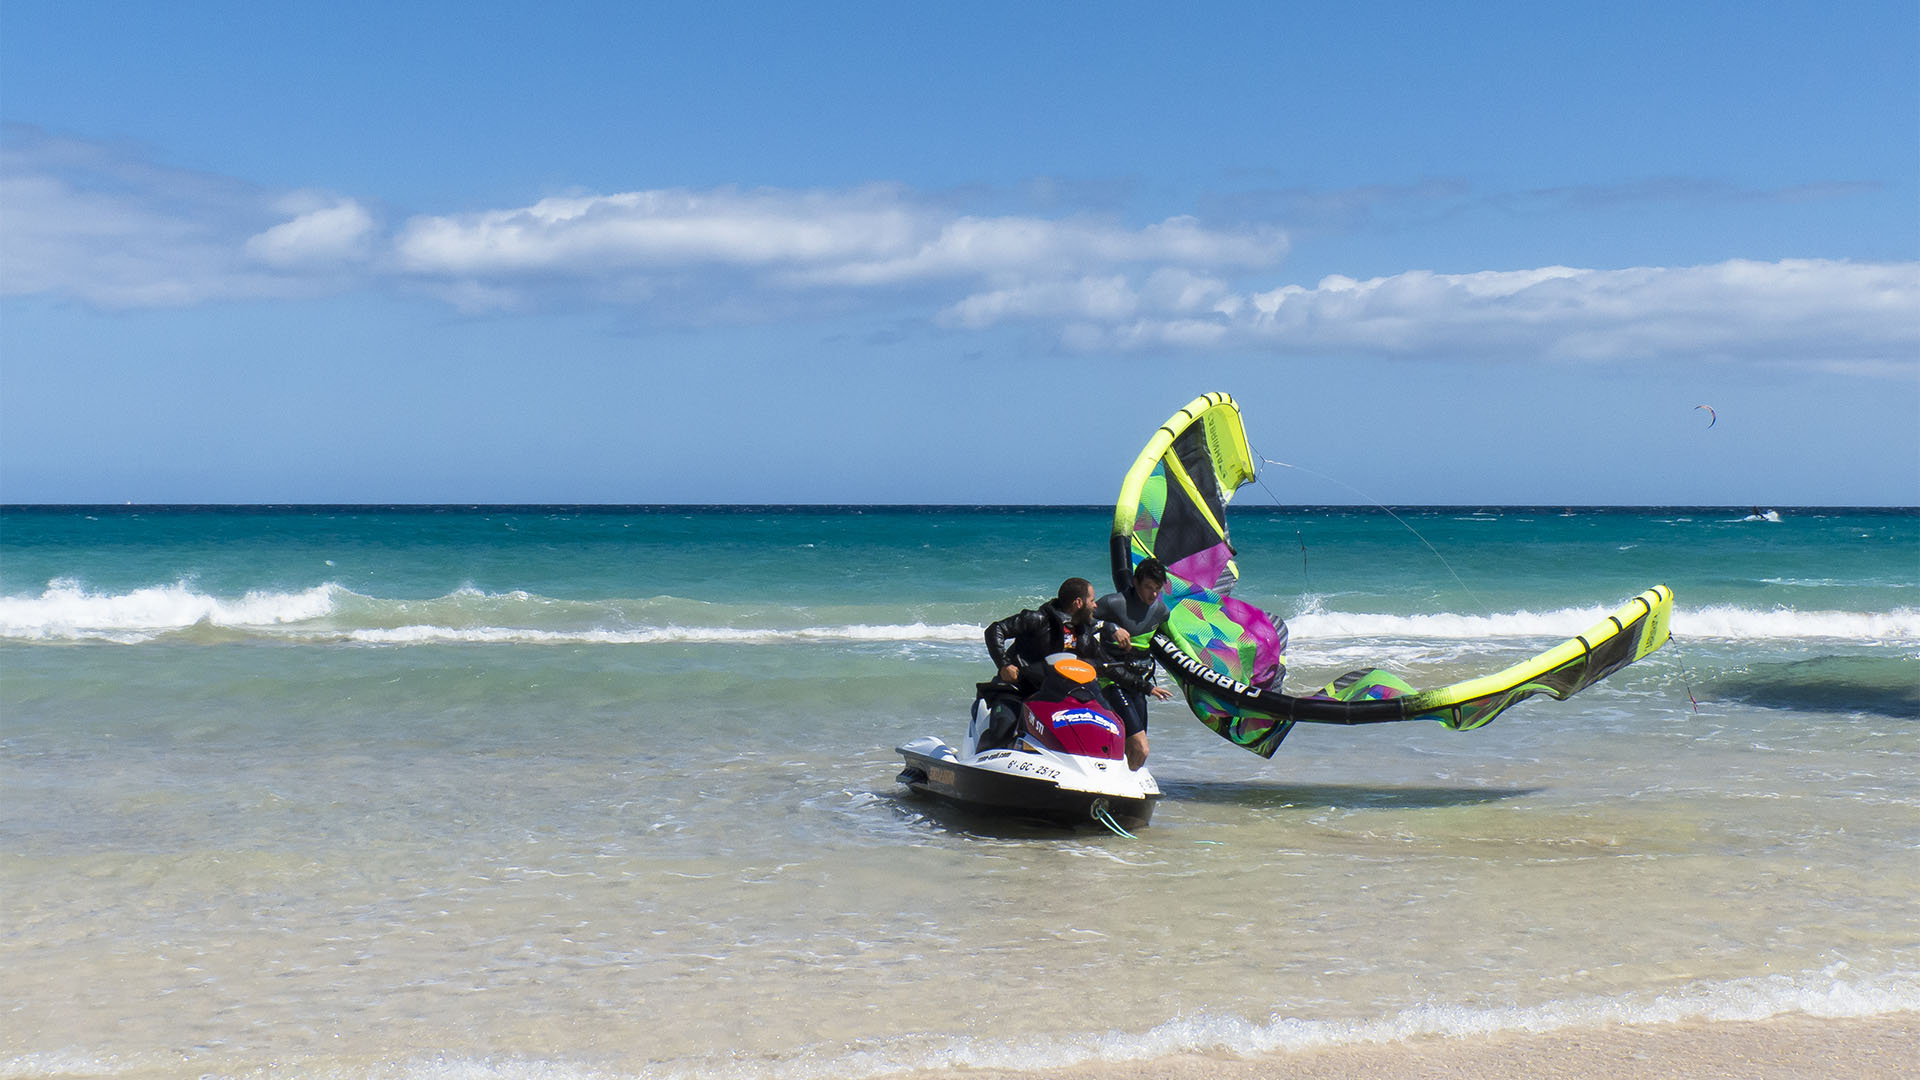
[896,655,1161,833]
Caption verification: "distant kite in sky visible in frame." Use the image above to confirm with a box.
[1694,404,1717,428]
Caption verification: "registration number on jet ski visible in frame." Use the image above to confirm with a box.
[977,751,1062,782]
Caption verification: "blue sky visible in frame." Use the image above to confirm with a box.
[2,1,1915,504]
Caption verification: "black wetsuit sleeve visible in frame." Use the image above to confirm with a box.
[1087,621,1149,693]
[1099,658,1150,693]
[984,609,1039,670]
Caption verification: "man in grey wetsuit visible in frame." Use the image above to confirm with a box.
[1095,557,1176,770]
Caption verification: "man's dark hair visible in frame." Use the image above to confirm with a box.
[1134,558,1167,586]
[1056,577,1093,605]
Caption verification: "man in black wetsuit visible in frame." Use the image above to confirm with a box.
[984,577,1128,692]
[979,577,1151,761]
[1095,557,1176,770]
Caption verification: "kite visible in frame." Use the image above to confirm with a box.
[1111,392,1674,758]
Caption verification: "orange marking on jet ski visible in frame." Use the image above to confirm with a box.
[1052,657,1098,683]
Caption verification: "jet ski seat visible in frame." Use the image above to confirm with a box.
[972,681,1026,753]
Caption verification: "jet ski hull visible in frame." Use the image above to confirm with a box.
[897,740,1159,830]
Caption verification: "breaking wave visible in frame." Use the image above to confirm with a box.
[0,580,982,645]
[0,579,343,643]
[1294,605,1920,642]
[339,623,984,646]
[758,967,1920,1080]
[5,967,1910,1079]
[2,580,1913,645]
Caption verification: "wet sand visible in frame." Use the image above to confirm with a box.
[894,1014,1917,1080]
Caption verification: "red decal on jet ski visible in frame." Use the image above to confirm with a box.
[1026,697,1126,760]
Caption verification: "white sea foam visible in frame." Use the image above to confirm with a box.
[722,969,1920,1080]
[4,580,1914,645]
[38,968,1898,1080]
[1291,607,1618,640]
[1677,604,1920,640]
[0,579,343,642]
[1763,576,1916,589]
[0,580,982,645]
[1,972,1900,1080]
[0,1052,126,1080]
[343,622,984,646]
[1292,605,1920,643]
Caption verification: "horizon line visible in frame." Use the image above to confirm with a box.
[4,502,1915,513]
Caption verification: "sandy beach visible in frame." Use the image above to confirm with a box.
[892,1015,1918,1080]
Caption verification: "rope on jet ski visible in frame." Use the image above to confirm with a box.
[1090,801,1136,839]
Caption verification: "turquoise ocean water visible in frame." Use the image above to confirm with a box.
[2,505,1916,1078]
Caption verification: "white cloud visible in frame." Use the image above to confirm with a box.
[3,129,1913,374]
[1139,267,1238,315]
[940,275,1138,328]
[245,197,376,266]
[392,187,923,274]
[382,185,1289,321]
[390,188,1284,289]
[1250,259,1920,365]
[0,129,358,306]
[937,269,1240,330]
[790,213,1285,287]
[1031,259,1919,372]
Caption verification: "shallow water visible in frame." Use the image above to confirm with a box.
[2,506,1915,1077]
